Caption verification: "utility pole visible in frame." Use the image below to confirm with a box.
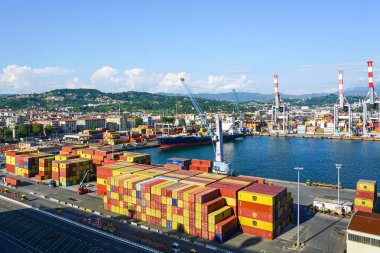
[335,164,342,207]
[294,167,303,248]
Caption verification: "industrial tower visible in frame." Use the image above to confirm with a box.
[270,74,288,134]
[362,61,380,135]
[333,70,352,135]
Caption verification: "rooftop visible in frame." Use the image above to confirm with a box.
[348,211,380,236]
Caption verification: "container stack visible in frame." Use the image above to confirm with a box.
[306,126,316,135]
[237,183,293,240]
[61,145,89,155]
[5,149,38,174]
[36,156,55,180]
[354,179,377,213]
[55,154,80,161]
[103,130,122,146]
[164,157,191,170]
[103,173,238,242]
[52,158,93,187]
[14,153,53,178]
[119,152,151,164]
[180,173,225,186]
[189,159,213,172]
[209,176,258,215]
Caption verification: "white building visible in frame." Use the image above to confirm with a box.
[346,211,380,253]
[76,118,105,131]
[58,119,77,133]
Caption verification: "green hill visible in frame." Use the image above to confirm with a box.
[0,89,235,113]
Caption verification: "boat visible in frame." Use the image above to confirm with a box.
[157,132,244,149]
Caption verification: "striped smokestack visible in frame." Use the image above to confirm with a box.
[368,61,374,104]
[274,74,280,109]
[339,70,344,107]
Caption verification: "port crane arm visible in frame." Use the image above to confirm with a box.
[232,89,244,128]
[79,170,91,189]
[180,77,209,128]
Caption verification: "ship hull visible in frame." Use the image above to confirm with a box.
[157,133,244,149]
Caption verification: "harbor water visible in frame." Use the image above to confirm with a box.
[143,136,380,191]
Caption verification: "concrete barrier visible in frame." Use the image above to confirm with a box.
[79,207,86,211]
[40,195,46,198]
[150,228,159,233]
[72,205,79,209]
[140,225,149,230]
[50,198,59,203]
[29,192,35,195]
[94,211,101,215]
[85,208,93,213]
[131,222,138,226]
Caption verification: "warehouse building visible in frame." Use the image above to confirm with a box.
[346,211,380,253]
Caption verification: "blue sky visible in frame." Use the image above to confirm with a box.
[0,1,379,94]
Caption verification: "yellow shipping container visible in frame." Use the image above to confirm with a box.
[177,215,184,224]
[183,186,203,202]
[178,200,183,208]
[224,196,237,206]
[208,223,215,233]
[141,213,147,222]
[184,217,189,225]
[238,190,274,205]
[355,198,374,208]
[172,184,192,199]
[184,225,190,233]
[103,196,108,204]
[161,219,166,227]
[208,206,232,225]
[357,180,377,193]
[195,220,202,229]
[167,212,172,221]
[97,178,107,185]
[111,192,119,200]
[238,216,274,232]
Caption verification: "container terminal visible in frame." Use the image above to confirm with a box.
[1,135,379,253]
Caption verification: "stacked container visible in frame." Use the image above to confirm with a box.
[237,183,293,240]
[189,159,213,172]
[52,158,93,187]
[5,149,38,174]
[119,152,151,164]
[164,157,191,170]
[355,179,377,213]
[14,153,53,178]
[36,156,55,180]
[103,172,238,242]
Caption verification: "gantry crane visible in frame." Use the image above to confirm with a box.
[232,89,245,132]
[333,70,352,135]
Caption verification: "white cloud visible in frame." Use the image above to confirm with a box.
[0,65,74,93]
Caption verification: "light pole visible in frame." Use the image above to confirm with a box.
[335,164,342,207]
[294,167,303,248]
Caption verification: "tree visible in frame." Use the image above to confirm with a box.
[45,125,53,136]
[5,127,13,139]
[17,124,29,138]
[161,116,175,124]
[32,123,43,136]
[134,117,143,127]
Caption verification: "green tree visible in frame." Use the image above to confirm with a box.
[32,123,43,136]
[5,127,13,139]
[135,117,143,127]
[45,125,53,136]
[161,116,175,123]
[17,124,29,138]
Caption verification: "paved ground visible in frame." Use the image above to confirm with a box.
[0,200,151,253]
[1,168,368,253]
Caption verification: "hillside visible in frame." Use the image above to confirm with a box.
[0,89,235,113]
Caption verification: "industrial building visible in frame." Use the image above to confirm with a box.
[347,211,380,253]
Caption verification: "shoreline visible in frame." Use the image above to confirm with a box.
[250,132,380,141]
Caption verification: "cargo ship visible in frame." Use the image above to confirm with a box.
[157,132,244,149]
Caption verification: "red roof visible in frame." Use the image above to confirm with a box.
[348,211,380,236]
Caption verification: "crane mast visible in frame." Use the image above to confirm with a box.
[232,89,244,129]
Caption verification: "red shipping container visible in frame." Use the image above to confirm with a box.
[189,188,209,203]
[202,197,226,214]
[5,177,20,186]
[201,230,209,239]
[191,159,212,167]
[241,225,274,240]
[215,215,238,235]
[354,206,374,213]
[6,164,15,173]
[189,165,210,173]
[238,207,274,223]
[208,232,215,241]
[355,190,376,200]
[238,200,274,213]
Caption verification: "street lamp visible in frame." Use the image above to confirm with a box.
[294,167,303,248]
[335,164,342,207]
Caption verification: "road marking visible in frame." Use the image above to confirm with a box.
[0,228,42,253]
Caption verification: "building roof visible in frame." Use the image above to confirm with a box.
[348,211,380,236]
[79,117,105,121]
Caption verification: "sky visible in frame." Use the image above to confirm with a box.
[0,1,379,95]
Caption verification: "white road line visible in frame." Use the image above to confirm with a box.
[0,229,42,253]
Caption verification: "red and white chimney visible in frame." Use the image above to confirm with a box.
[339,70,344,107]
[274,74,280,108]
[368,61,374,104]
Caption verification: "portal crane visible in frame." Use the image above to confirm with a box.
[232,89,244,130]
[77,170,91,195]
[333,70,352,135]
[180,77,209,130]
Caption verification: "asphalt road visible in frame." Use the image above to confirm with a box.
[0,200,151,253]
